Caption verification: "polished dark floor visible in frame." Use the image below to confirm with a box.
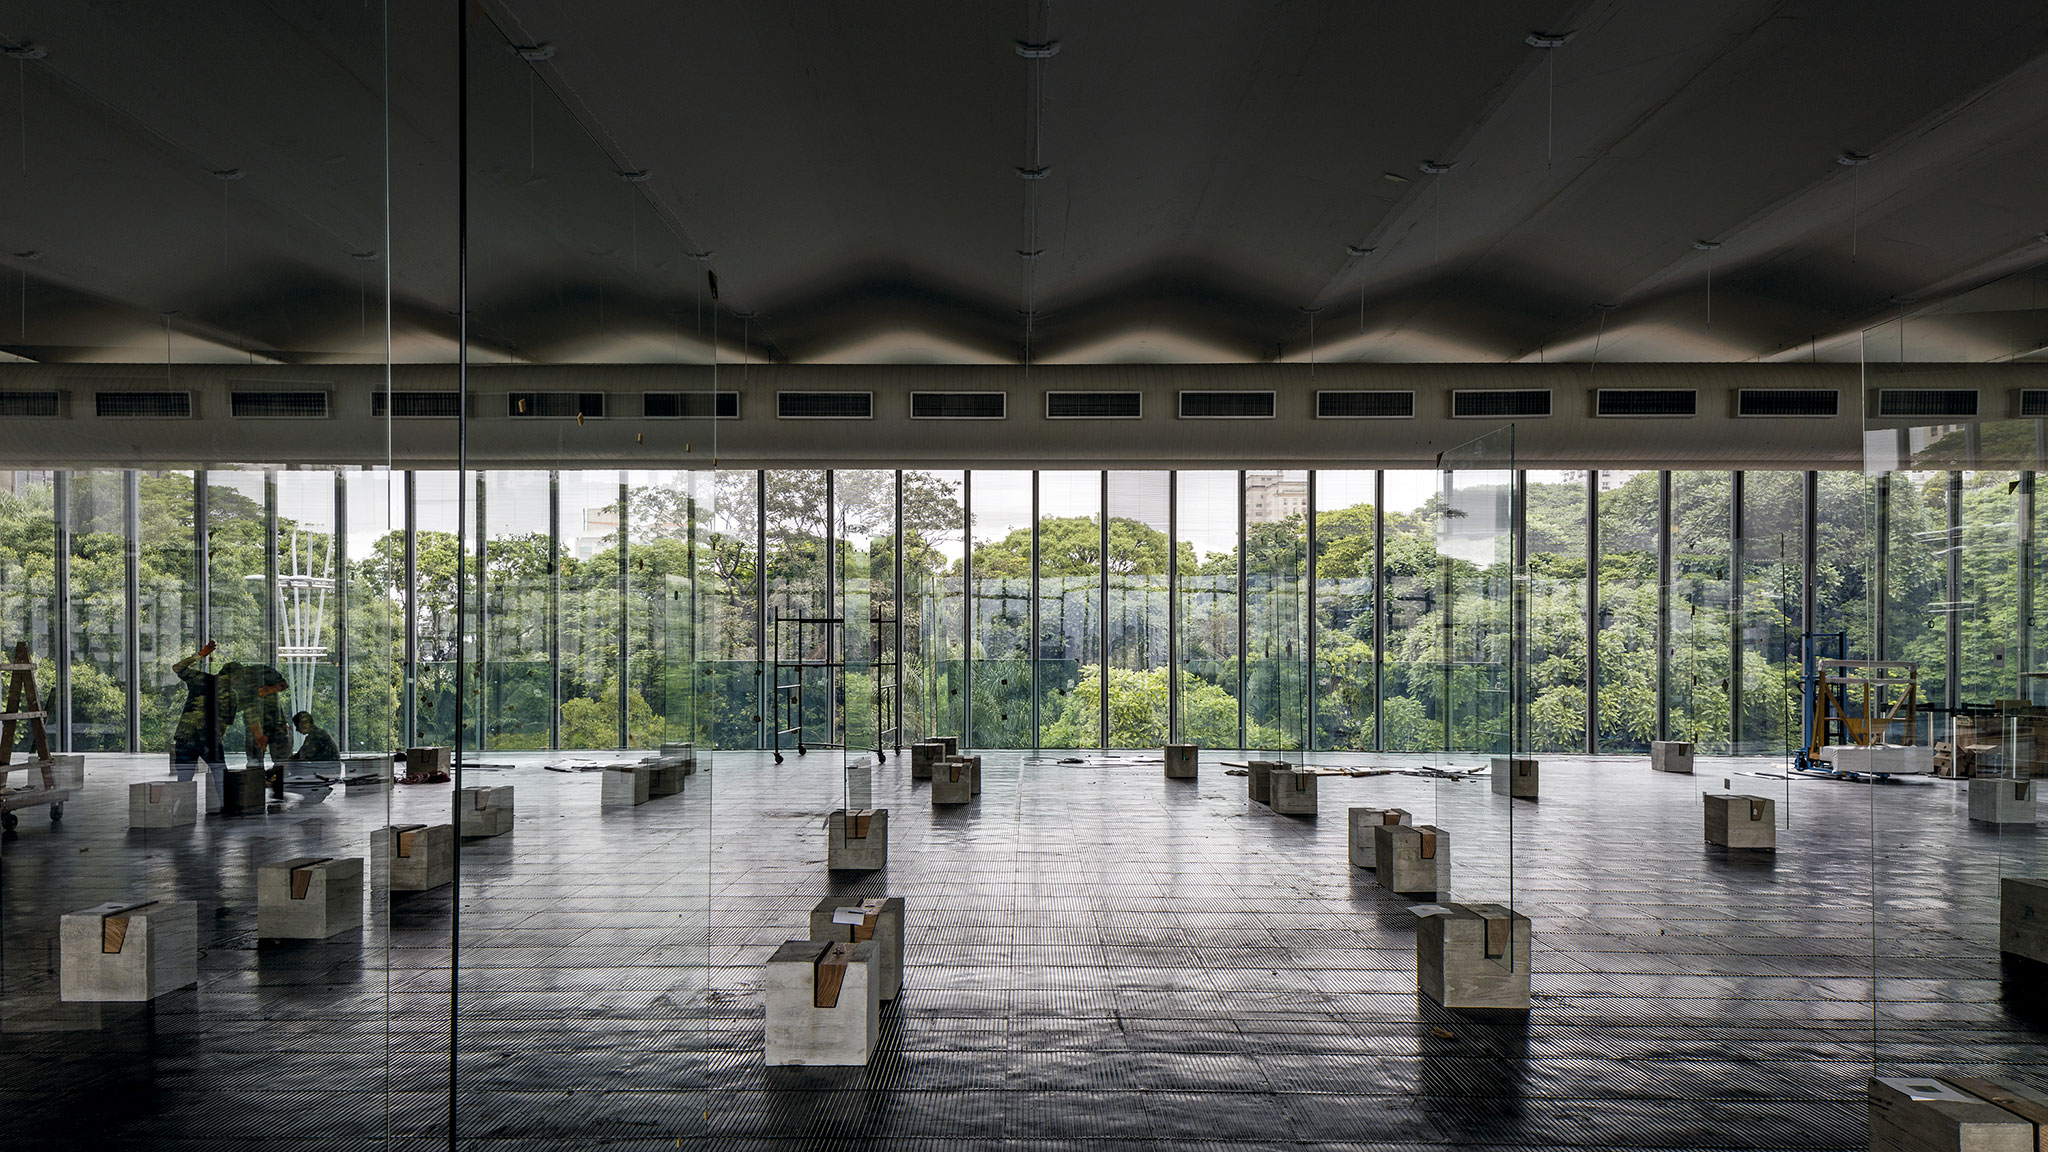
[1,748,2043,1149]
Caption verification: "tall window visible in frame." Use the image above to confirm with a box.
[1105,472,1170,747]
[969,471,1032,748]
[1524,472,1587,753]
[1037,472,1101,748]
[1596,471,1657,752]
[1670,472,1733,751]
[1176,471,1240,748]
[902,470,964,742]
[1313,471,1375,750]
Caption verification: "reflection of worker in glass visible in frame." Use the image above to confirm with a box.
[289,711,339,767]
[170,641,228,811]
[219,661,291,799]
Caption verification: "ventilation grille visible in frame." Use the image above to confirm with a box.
[230,390,328,419]
[1046,391,1142,419]
[95,391,191,419]
[0,390,63,418]
[1738,388,1838,417]
[1876,388,1977,418]
[911,391,1006,420]
[1596,389,1697,417]
[1452,389,1550,418]
[777,391,872,419]
[2020,390,2048,418]
[643,391,740,419]
[509,391,605,419]
[1317,390,1413,419]
[1179,390,1274,418]
[373,390,463,418]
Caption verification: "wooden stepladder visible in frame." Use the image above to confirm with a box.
[0,640,69,831]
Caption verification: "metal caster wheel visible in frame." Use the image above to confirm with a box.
[773,753,784,765]
[796,746,807,756]
[49,802,62,823]
[1,811,17,831]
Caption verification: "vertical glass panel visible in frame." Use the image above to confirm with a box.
[65,472,128,751]
[902,469,964,743]
[0,471,58,730]
[413,469,479,748]
[764,469,830,759]
[1669,471,1733,751]
[1176,471,1241,748]
[557,471,626,749]
[628,468,701,750]
[480,471,555,750]
[1523,471,1587,753]
[1958,470,2020,707]
[707,470,761,749]
[1313,470,1375,750]
[1595,470,1657,752]
[344,469,403,756]
[835,469,896,757]
[137,471,198,753]
[970,471,1032,748]
[1881,470,1948,742]
[1105,471,1170,747]
[1245,470,1307,752]
[1037,471,1101,748]
[1382,470,1444,751]
[1736,471,1804,755]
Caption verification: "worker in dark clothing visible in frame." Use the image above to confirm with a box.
[170,641,229,811]
[289,710,340,768]
[220,661,292,799]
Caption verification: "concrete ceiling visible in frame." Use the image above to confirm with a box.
[4,1,2048,367]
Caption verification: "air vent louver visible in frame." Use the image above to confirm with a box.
[509,392,605,419]
[1046,391,1142,419]
[0,390,62,418]
[2020,390,2048,418]
[1876,388,1977,418]
[1596,389,1696,417]
[231,390,328,418]
[911,391,1006,420]
[1738,388,1838,417]
[374,391,463,418]
[1178,391,1274,418]
[95,391,190,419]
[1452,390,1550,418]
[1316,390,1413,419]
[777,391,872,419]
[642,391,740,419]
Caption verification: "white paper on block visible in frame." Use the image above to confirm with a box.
[832,907,868,926]
[1408,904,1454,919]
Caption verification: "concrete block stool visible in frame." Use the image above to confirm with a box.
[222,766,267,815]
[648,759,687,797]
[1705,793,1775,849]
[956,753,982,796]
[1269,766,1317,816]
[1375,822,1449,898]
[258,857,363,940]
[932,759,973,806]
[602,764,652,808]
[129,780,198,829]
[810,896,905,1001]
[377,824,455,892]
[48,753,84,790]
[1246,760,1283,805]
[1491,756,1538,799]
[1415,902,1531,1011]
[909,741,944,780]
[1868,1075,2048,1152]
[934,736,959,758]
[1970,778,2036,826]
[827,808,888,871]
[2001,877,2048,964]
[460,786,515,837]
[765,938,880,1065]
[1349,807,1409,868]
[60,899,198,1002]
[405,746,453,776]
[660,742,698,776]
[1164,744,1198,779]
[1650,741,1694,774]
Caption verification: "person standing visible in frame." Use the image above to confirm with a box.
[220,661,292,799]
[170,641,229,812]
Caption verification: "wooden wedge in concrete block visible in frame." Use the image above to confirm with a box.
[258,856,363,940]
[60,899,198,1002]
[1704,793,1776,850]
[1650,741,1694,774]
[1970,778,2037,826]
[376,823,455,892]
[1164,744,1198,778]
[1490,756,1538,799]
[1867,1075,2040,1152]
[1269,766,1317,816]
[1375,823,1449,898]
[909,740,943,780]
[810,896,905,1001]
[934,736,959,758]
[459,785,514,837]
[602,764,652,808]
[827,808,888,871]
[764,938,880,1066]
[2001,877,2048,965]
[932,759,973,806]
[1416,901,1531,1011]
[1348,807,1409,868]
[129,780,198,829]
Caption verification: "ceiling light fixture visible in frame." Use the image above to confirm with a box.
[2,44,47,60]
[514,44,554,62]
[1016,166,1050,180]
[1693,240,1720,251]
[351,251,378,261]
[1346,245,1375,257]
[619,170,651,183]
[1836,150,1872,166]
[1525,31,1573,48]
[1015,41,1059,58]
[213,169,244,181]
[1419,161,1454,175]
[1382,172,1408,184]
[688,251,715,263]
[1017,249,1044,260]
[14,250,40,261]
